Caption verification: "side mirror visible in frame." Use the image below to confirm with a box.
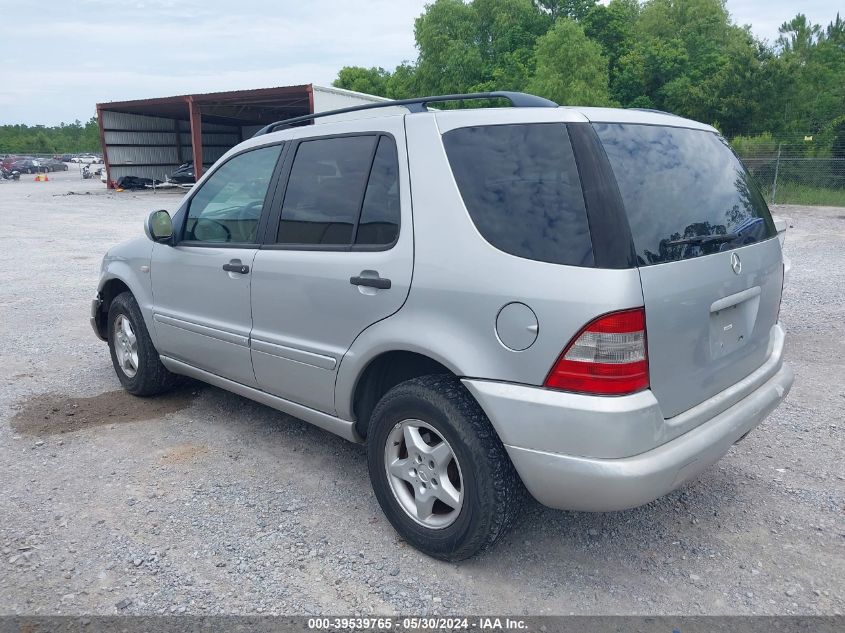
[145,210,173,243]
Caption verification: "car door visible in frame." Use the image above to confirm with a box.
[151,142,285,387]
[250,122,413,414]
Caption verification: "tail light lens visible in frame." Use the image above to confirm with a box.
[544,308,649,395]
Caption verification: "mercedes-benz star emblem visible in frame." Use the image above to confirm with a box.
[730,252,742,275]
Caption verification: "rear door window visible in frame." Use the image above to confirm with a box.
[594,123,776,266]
[277,135,376,246]
[443,123,593,267]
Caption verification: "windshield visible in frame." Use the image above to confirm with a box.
[594,123,776,266]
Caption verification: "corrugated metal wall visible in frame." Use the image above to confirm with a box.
[101,110,241,183]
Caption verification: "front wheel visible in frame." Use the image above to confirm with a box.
[367,375,524,561]
[107,291,180,396]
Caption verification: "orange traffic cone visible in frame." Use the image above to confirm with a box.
[34,173,48,182]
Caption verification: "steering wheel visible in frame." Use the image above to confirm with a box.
[192,218,232,242]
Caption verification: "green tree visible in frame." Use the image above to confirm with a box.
[327,0,844,152]
[583,0,639,85]
[776,14,821,56]
[533,0,596,21]
[333,66,391,97]
[527,18,611,105]
[385,62,418,99]
[413,0,486,95]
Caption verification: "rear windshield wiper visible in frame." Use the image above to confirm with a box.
[663,232,740,247]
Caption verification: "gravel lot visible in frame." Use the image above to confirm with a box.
[0,170,842,616]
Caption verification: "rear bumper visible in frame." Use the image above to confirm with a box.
[462,324,793,511]
[500,363,792,511]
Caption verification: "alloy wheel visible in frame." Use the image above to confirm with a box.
[384,419,464,529]
[113,314,139,378]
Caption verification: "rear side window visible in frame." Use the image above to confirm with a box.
[443,123,593,267]
[594,123,776,266]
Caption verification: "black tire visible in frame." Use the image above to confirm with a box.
[367,374,524,561]
[107,291,180,396]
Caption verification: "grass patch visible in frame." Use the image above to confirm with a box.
[771,183,845,206]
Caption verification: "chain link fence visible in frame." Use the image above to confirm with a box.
[734,137,845,207]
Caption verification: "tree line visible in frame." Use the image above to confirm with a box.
[333,0,845,157]
[0,118,101,155]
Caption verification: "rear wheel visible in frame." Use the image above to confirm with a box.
[367,375,524,560]
[107,291,180,396]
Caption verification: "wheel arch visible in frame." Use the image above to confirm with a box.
[349,350,456,439]
[93,277,132,339]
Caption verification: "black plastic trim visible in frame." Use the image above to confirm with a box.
[567,122,637,269]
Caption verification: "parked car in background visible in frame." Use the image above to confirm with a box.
[60,154,75,163]
[41,158,69,172]
[11,159,39,174]
[91,92,793,561]
[2,155,28,170]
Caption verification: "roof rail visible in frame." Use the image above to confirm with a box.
[627,107,681,118]
[252,91,558,137]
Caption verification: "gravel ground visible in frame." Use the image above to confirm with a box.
[0,170,842,616]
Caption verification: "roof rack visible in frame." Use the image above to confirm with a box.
[627,107,681,118]
[252,91,558,137]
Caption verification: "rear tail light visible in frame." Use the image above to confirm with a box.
[544,307,649,395]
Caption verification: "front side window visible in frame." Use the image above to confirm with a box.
[594,123,776,265]
[443,123,593,267]
[184,144,282,243]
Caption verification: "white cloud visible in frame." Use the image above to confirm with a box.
[726,0,841,44]
[1,0,427,124]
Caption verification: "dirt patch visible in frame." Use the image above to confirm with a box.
[9,387,199,436]
[160,443,209,463]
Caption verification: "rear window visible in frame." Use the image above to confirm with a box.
[443,123,593,267]
[594,123,776,266]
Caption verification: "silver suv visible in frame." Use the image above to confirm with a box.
[92,92,793,560]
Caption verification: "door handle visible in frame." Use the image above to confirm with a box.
[222,260,250,274]
[350,273,391,290]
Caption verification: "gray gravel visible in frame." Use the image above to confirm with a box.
[0,171,842,615]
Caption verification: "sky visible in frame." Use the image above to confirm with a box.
[0,0,841,125]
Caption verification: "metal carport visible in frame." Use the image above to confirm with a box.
[96,84,390,187]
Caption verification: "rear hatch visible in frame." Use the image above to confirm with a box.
[594,123,783,418]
